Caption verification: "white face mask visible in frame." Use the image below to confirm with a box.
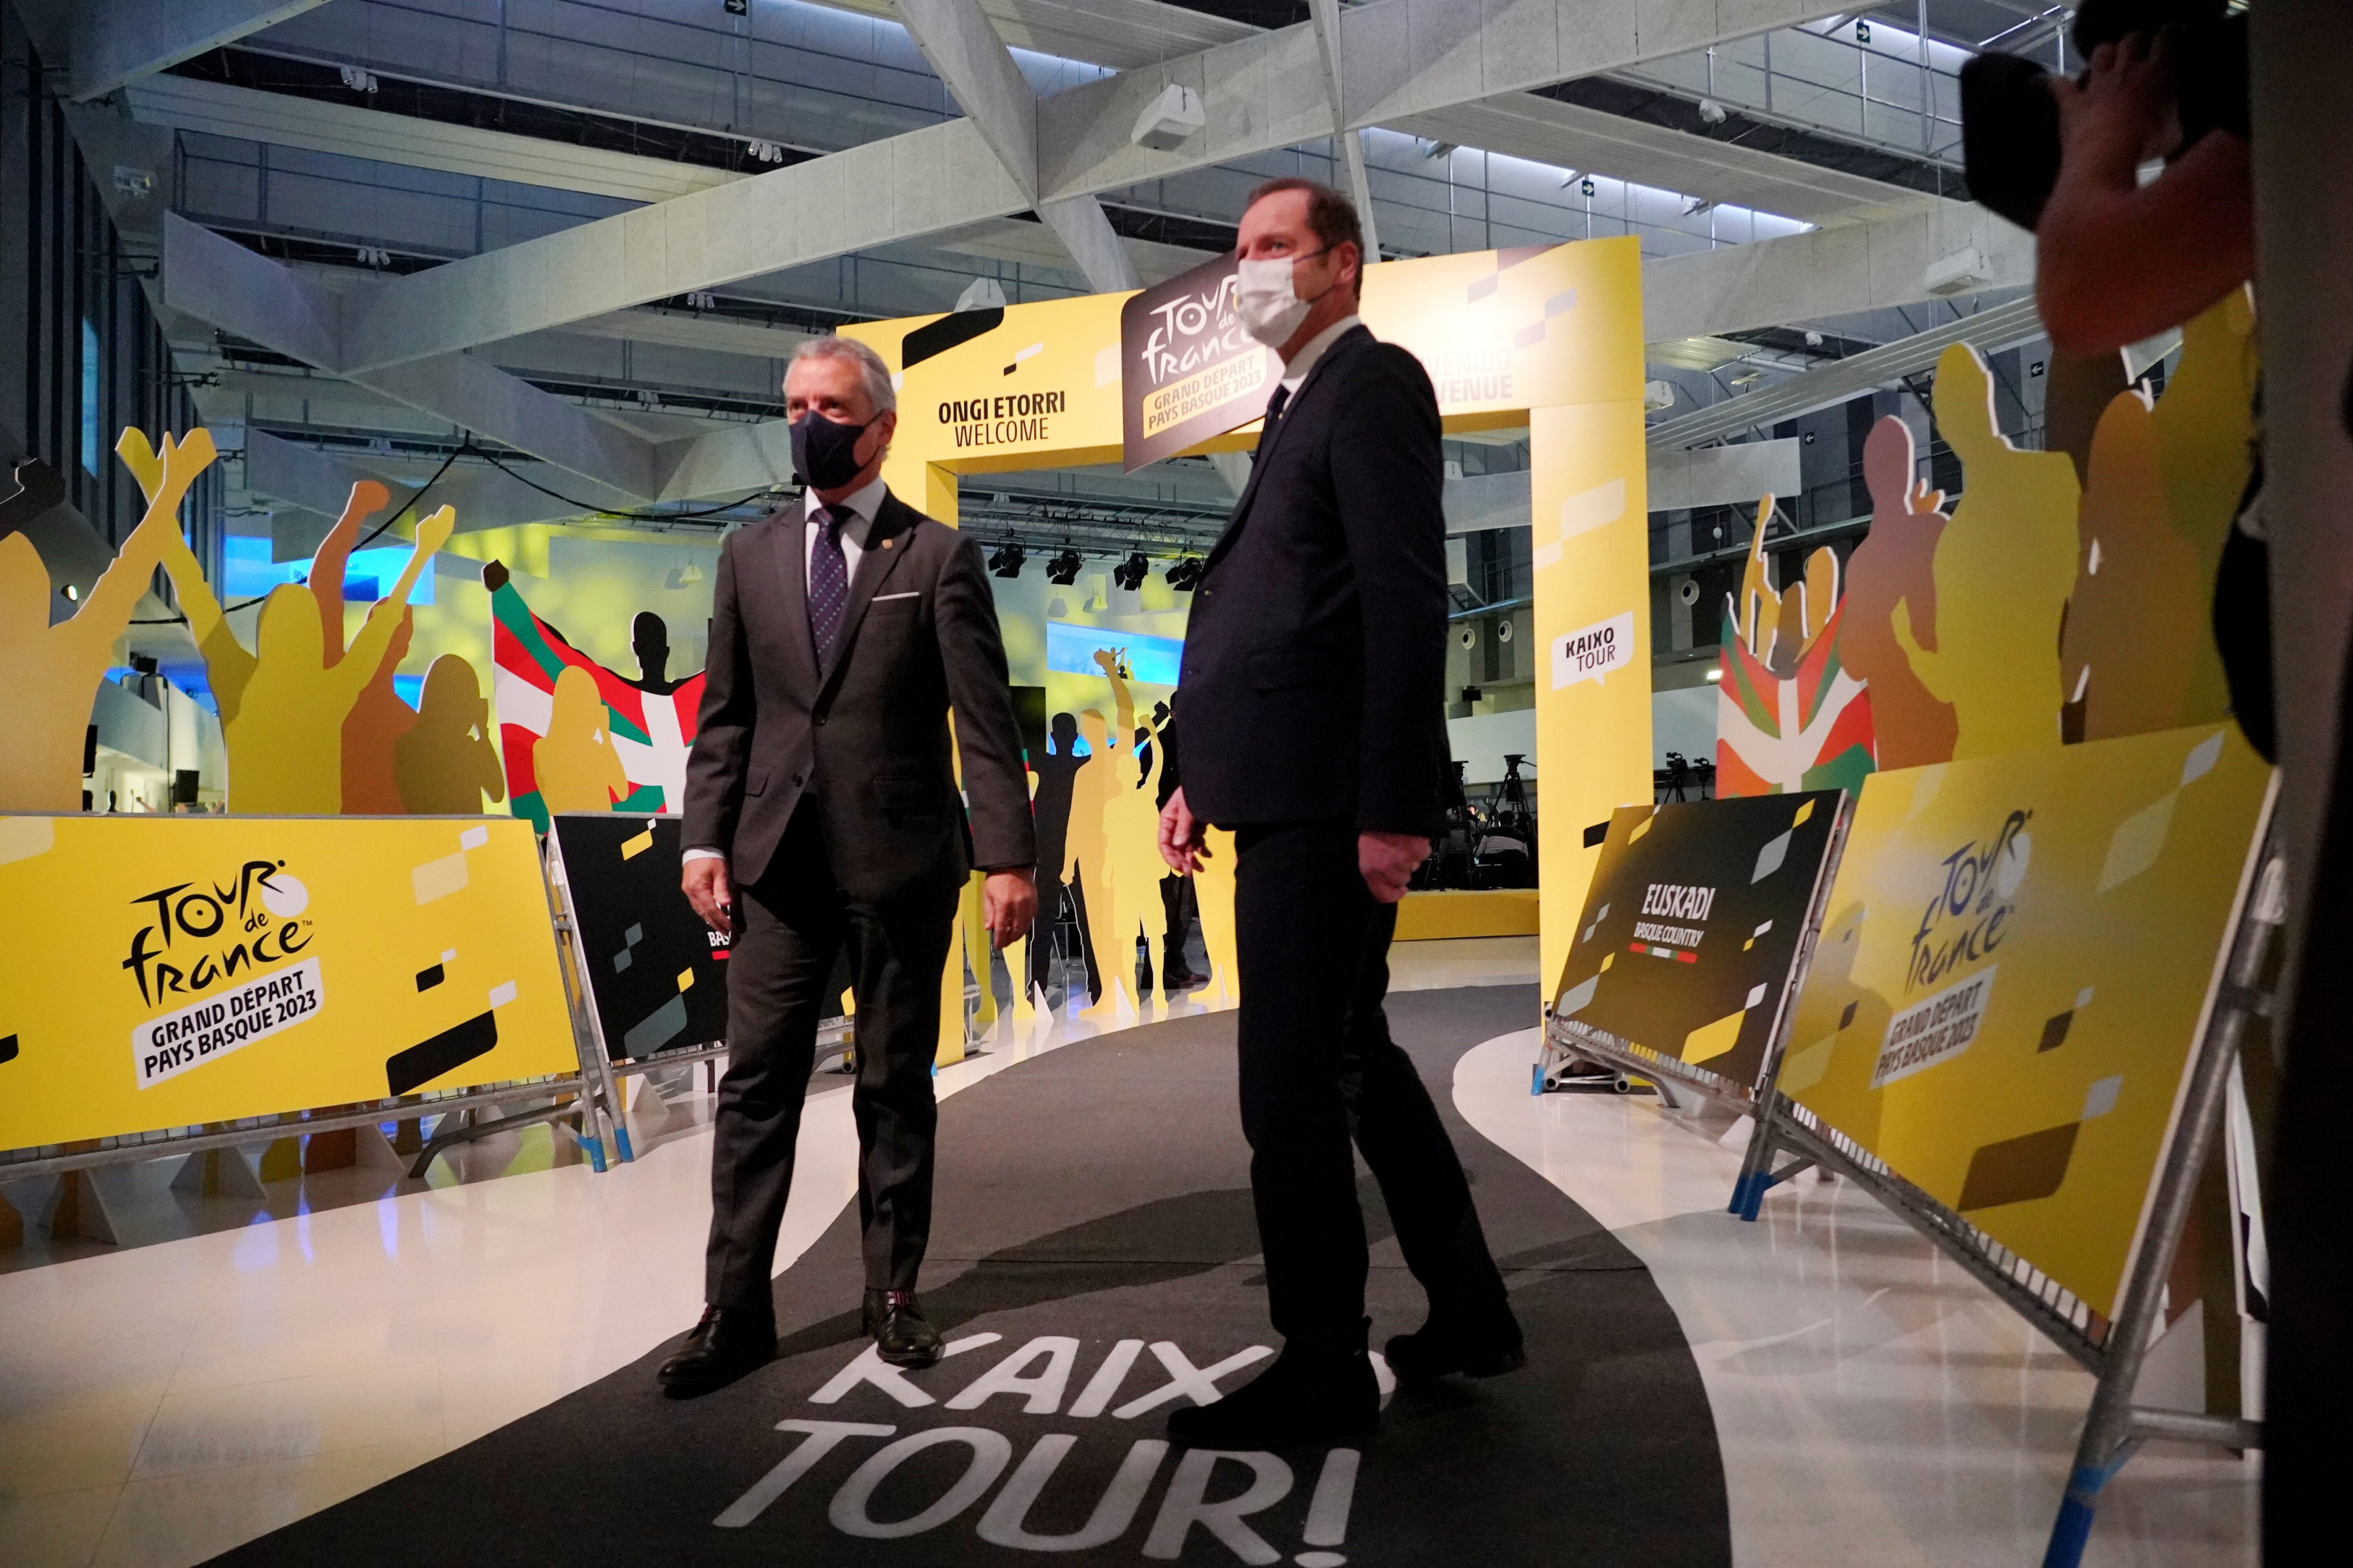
[1234,253,1320,348]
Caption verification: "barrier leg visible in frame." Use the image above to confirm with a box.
[2041,841,2277,1566]
[1731,1095,1784,1217]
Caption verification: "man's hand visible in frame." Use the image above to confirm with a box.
[2051,32,2175,156]
[683,856,734,935]
[982,869,1038,949]
[1358,830,1428,905]
[1159,786,1208,875]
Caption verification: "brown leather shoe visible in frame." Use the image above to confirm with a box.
[656,1306,776,1397]
[862,1289,943,1368]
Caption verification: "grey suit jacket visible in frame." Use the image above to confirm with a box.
[682,491,1036,900]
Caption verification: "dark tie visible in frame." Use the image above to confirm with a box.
[1254,383,1291,458]
[808,505,851,666]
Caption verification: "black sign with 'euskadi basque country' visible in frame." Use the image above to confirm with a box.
[1554,792,1844,1093]
[548,813,734,1063]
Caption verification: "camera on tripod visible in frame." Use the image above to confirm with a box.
[1959,0,2247,233]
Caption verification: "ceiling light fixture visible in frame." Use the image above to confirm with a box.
[1045,548,1084,585]
[1162,558,1202,593]
[1131,82,1206,151]
[988,541,1026,578]
[1111,552,1149,592]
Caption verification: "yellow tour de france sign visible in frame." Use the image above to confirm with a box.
[0,815,578,1151]
[1777,723,2272,1316]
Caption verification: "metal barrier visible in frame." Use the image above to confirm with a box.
[1537,793,2274,1568]
[1535,795,1851,1117]
[1728,829,2282,1568]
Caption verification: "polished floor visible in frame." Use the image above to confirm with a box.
[0,937,2254,1567]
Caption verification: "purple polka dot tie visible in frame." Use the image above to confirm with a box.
[808,505,850,666]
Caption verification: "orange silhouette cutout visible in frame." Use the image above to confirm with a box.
[2061,388,2205,741]
[1843,418,1959,768]
[124,441,452,813]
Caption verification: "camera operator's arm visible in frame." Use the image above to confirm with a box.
[2038,33,2251,355]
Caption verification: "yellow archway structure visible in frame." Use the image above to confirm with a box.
[844,238,1651,1049]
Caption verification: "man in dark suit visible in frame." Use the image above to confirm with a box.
[1159,178,1522,1446]
[661,335,1036,1396]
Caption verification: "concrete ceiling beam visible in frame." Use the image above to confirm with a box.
[1642,200,2034,344]
[168,1,1843,375]
[29,0,331,102]
[1647,292,2045,449]
[869,0,1139,292]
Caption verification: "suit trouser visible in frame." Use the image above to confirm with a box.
[705,806,959,1311]
[1232,818,1511,1354]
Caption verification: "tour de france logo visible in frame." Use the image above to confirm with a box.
[1870,810,2031,1090]
[120,858,325,1091]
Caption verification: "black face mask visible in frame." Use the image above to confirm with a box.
[791,412,872,491]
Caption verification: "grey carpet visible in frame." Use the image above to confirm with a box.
[211,985,1729,1566]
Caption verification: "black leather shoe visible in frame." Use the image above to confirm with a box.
[1384,1301,1526,1382]
[1166,1342,1379,1447]
[656,1306,776,1397]
[864,1289,944,1368]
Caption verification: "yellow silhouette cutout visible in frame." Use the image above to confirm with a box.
[1064,704,1118,1017]
[1892,345,2081,759]
[1194,826,1240,1006]
[395,653,506,813]
[124,443,451,813]
[1098,652,1169,1012]
[1843,417,1958,768]
[533,665,627,815]
[2147,289,2259,726]
[1727,493,1840,676]
[0,428,216,810]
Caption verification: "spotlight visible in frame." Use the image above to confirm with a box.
[1460,685,1484,706]
[1045,549,1084,586]
[988,541,1026,578]
[1111,552,1149,592]
[1162,558,1203,593]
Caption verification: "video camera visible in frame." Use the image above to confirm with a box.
[1959,0,2248,233]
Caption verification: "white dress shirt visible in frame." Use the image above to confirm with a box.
[804,473,886,584]
[684,477,892,863]
[1277,313,1362,398]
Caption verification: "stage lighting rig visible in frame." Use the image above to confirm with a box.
[1112,552,1149,592]
[987,541,1026,578]
[1045,548,1084,585]
[1162,558,1203,593]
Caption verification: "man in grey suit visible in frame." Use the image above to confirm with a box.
[662,335,1037,1397]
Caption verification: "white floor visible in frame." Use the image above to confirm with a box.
[1453,1029,2258,1568]
[0,939,2255,1567]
